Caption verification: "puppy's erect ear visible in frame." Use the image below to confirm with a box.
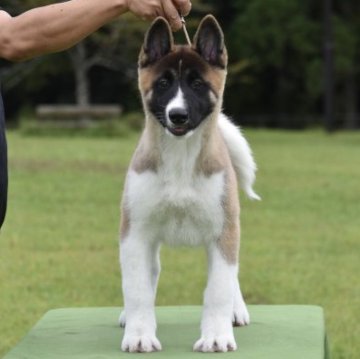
[193,15,227,68]
[139,17,174,67]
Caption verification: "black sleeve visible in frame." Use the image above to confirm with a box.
[0,91,8,229]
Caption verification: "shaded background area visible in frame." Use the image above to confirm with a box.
[1,0,360,130]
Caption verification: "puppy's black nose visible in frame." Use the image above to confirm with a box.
[169,108,188,125]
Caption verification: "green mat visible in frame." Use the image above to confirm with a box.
[3,306,329,358]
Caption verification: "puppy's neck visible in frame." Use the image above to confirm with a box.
[142,110,221,177]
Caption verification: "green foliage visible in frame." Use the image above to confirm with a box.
[224,0,321,119]
[230,0,316,67]
[0,130,359,358]
[333,16,357,76]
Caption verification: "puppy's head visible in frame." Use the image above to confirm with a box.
[138,15,227,137]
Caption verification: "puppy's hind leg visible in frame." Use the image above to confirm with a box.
[120,234,161,352]
[233,277,250,327]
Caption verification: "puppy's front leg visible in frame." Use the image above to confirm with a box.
[120,235,161,352]
[194,245,237,352]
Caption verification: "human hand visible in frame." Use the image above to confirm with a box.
[126,0,191,31]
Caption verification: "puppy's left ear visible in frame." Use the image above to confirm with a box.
[139,17,174,67]
[193,15,227,68]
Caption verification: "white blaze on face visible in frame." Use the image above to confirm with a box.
[165,88,187,126]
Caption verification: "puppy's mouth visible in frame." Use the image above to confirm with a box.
[167,124,190,136]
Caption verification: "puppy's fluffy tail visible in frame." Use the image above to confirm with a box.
[218,114,261,200]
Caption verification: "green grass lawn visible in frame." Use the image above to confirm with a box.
[0,129,359,358]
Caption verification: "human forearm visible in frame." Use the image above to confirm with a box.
[0,0,127,62]
[0,0,192,62]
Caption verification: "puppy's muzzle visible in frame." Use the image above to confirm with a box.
[167,108,190,136]
[169,108,189,126]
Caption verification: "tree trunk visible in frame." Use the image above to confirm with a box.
[69,43,91,123]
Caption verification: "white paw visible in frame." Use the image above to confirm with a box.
[121,334,162,353]
[233,302,250,327]
[193,335,237,352]
[118,311,126,328]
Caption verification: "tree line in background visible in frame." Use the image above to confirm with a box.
[0,0,359,129]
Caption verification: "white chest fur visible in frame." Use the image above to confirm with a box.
[126,131,225,246]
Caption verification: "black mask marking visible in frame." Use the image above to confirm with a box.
[148,50,216,136]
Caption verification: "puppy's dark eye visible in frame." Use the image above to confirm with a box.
[190,79,204,91]
[157,78,171,90]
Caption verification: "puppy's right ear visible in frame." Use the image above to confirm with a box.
[139,17,174,67]
[193,15,227,68]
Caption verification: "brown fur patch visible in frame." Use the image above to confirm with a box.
[120,205,130,241]
[217,166,241,264]
[203,66,227,99]
[138,67,157,96]
[196,122,225,176]
[195,124,240,264]
[131,123,160,173]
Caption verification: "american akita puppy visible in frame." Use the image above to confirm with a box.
[119,15,260,353]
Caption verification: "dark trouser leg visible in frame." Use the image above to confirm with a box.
[0,94,8,229]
